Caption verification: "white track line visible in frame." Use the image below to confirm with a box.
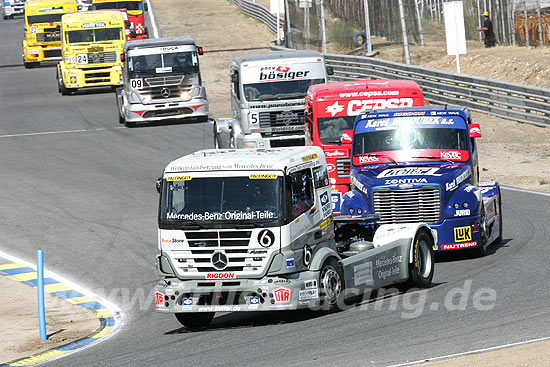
[501,185,550,197]
[386,336,550,366]
[145,0,159,38]
[0,249,126,366]
[0,127,125,139]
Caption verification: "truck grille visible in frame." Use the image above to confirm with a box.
[336,157,350,178]
[43,49,61,58]
[140,75,192,102]
[372,186,441,224]
[87,51,117,64]
[258,110,305,134]
[171,230,272,276]
[36,33,61,43]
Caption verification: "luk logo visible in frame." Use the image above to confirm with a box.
[273,287,291,303]
[454,226,472,242]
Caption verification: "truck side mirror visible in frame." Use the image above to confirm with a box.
[156,177,162,193]
[131,30,137,39]
[341,129,353,144]
[197,46,203,55]
[144,2,148,11]
[469,123,481,138]
[326,66,334,76]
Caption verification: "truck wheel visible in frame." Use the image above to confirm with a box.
[24,62,39,69]
[57,72,71,96]
[496,187,503,243]
[319,258,344,312]
[406,229,434,288]
[473,204,489,257]
[3,16,8,20]
[175,312,215,328]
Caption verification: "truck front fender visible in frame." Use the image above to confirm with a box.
[373,223,436,263]
[309,246,341,272]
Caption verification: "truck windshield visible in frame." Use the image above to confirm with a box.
[353,127,469,161]
[317,116,355,144]
[128,52,198,76]
[27,14,64,24]
[66,28,122,43]
[159,175,284,228]
[93,1,142,10]
[243,78,325,102]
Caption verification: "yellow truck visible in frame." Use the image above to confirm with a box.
[56,10,125,95]
[23,0,78,68]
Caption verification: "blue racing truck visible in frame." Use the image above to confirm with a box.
[340,105,502,256]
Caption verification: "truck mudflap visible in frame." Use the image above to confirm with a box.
[154,271,324,313]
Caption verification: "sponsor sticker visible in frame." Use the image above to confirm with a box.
[354,262,374,285]
[285,257,295,269]
[249,174,277,179]
[304,279,318,289]
[454,226,472,242]
[198,305,241,312]
[301,154,318,162]
[320,217,333,230]
[273,287,291,303]
[154,291,165,307]
[441,241,478,250]
[182,298,193,310]
[166,176,192,181]
[81,22,107,29]
[454,209,471,217]
[299,289,319,301]
[205,272,236,280]
[248,296,260,309]
[165,288,175,296]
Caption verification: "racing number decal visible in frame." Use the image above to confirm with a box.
[130,79,143,89]
[454,226,472,242]
[303,245,312,266]
[76,54,88,65]
[250,112,259,124]
[258,229,275,248]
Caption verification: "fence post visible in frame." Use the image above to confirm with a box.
[537,1,543,47]
[398,0,411,64]
[524,1,529,47]
[37,249,47,340]
[363,0,372,52]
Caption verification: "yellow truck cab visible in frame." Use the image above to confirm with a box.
[57,10,125,95]
[23,0,78,68]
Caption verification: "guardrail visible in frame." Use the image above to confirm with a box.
[231,0,550,127]
[228,0,280,35]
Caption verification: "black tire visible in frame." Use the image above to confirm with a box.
[3,15,8,20]
[352,31,368,47]
[175,312,215,328]
[57,71,71,95]
[319,257,345,312]
[213,124,219,148]
[473,204,488,257]
[24,62,39,68]
[496,187,503,243]
[406,229,435,288]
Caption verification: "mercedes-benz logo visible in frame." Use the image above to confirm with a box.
[160,87,171,98]
[212,251,228,270]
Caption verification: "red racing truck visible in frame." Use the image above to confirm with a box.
[304,79,425,215]
[92,0,148,40]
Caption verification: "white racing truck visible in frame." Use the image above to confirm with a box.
[213,50,331,149]
[116,36,208,126]
[154,147,436,328]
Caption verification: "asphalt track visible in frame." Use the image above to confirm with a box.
[1,14,550,367]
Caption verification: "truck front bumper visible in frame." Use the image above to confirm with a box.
[2,5,24,17]
[124,97,208,123]
[24,46,62,63]
[235,132,305,149]
[154,272,322,313]
[431,215,483,251]
[64,65,123,89]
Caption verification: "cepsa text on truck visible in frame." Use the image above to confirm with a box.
[116,36,208,126]
[57,10,126,95]
[305,80,425,215]
[23,0,78,68]
[92,0,148,40]
[341,105,503,257]
[154,147,436,328]
[213,50,330,149]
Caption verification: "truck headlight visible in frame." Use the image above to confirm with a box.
[179,91,191,102]
[129,92,141,104]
